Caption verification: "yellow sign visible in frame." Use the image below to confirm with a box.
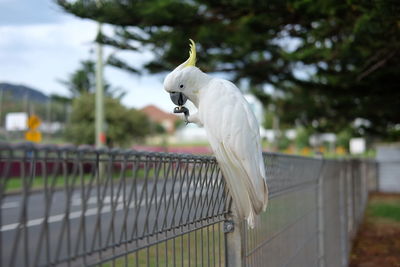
[336,146,346,155]
[25,130,42,143]
[26,115,42,143]
[27,115,41,130]
[301,147,311,156]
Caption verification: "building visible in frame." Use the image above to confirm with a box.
[376,144,400,192]
[140,105,179,134]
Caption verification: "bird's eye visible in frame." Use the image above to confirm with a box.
[179,84,184,89]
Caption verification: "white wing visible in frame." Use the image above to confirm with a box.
[199,79,269,228]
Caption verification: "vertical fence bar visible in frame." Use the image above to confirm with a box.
[317,163,325,267]
[224,210,243,267]
[339,160,348,267]
[346,160,354,241]
[351,160,357,237]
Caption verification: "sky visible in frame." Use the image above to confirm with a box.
[0,0,175,112]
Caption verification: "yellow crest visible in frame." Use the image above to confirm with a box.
[184,39,196,67]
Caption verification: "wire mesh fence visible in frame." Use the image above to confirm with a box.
[0,143,229,267]
[0,142,377,267]
[240,156,377,267]
[241,154,322,267]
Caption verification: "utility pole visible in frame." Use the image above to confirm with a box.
[0,89,3,127]
[46,96,51,139]
[95,23,105,148]
[23,92,29,115]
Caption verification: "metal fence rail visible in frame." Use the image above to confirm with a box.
[0,143,377,267]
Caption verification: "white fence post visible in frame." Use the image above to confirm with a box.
[339,160,349,267]
[317,164,325,267]
[225,206,244,267]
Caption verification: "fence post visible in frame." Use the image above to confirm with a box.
[346,160,354,240]
[225,207,244,267]
[375,161,380,192]
[317,160,325,267]
[361,161,368,217]
[339,160,349,267]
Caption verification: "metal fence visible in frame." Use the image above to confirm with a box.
[0,143,377,267]
[239,156,377,267]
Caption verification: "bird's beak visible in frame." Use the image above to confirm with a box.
[170,92,188,106]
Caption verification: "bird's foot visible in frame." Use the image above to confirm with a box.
[173,106,190,124]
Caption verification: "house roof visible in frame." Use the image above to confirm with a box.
[140,105,179,123]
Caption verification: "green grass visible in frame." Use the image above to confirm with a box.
[101,224,225,267]
[368,202,400,222]
[168,141,210,147]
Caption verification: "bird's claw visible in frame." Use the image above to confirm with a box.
[173,106,190,125]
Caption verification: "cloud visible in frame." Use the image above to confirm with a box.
[0,0,66,26]
[0,0,172,112]
[0,19,98,95]
[119,71,173,112]
[0,19,171,111]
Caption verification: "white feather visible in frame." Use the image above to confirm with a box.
[198,79,268,227]
[164,58,268,228]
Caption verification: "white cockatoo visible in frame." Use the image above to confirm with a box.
[164,40,268,228]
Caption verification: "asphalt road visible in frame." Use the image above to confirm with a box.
[1,179,224,266]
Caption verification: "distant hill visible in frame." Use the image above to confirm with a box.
[0,83,49,103]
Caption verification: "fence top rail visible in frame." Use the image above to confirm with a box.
[0,142,376,164]
[0,142,217,162]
